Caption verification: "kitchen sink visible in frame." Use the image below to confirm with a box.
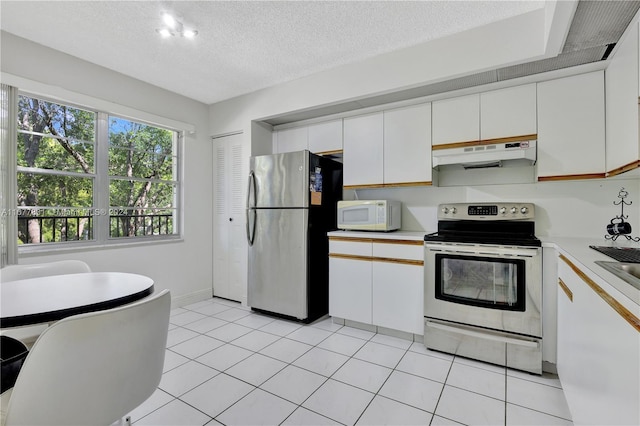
[595,261,640,291]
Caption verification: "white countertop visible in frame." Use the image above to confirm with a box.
[327,230,426,241]
[541,236,640,307]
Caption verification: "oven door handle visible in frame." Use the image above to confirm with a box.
[425,320,539,348]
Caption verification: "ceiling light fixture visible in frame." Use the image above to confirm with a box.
[156,12,198,39]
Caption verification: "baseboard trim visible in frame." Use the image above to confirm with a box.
[170,288,212,309]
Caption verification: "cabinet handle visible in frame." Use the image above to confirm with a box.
[558,278,573,302]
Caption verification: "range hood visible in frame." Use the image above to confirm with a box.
[432,140,537,169]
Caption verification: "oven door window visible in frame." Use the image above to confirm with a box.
[435,254,526,311]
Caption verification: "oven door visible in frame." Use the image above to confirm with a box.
[424,242,542,337]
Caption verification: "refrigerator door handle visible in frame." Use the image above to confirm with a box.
[246,171,257,246]
[246,208,256,246]
[246,171,256,209]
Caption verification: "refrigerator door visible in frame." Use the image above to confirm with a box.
[250,151,309,208]
[248,208,309,319]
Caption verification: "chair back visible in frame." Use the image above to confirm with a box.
[3,289,171,426]
[0,260,91,282]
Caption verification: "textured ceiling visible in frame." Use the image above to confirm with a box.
[0,0,545,105]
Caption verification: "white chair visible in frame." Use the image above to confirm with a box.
[0,289,171,426]
[0,260,91,283]
[0,260,92,347]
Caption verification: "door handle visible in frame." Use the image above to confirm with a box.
[246,209,256,246]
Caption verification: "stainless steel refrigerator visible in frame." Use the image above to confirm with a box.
[246,150,343,322]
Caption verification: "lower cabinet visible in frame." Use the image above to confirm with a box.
[329,236,424,335]
[557,254,640,425]
[329,256,372,324]
[372,261,423,334]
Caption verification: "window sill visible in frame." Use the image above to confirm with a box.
[18,236,184,257]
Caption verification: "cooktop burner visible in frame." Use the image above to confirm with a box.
[590,246,640,263]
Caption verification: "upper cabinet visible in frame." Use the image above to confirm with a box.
[308,119,343,154]
[343,112,384,187]
[383,103,432,186]
[480,84,537,140]
[432,85,537,148]
[273,119,344,155]
[537,71,606,181]
[273,126,308,154]
[605,21,640,176]
[343,103,432,188]
[432,94,479,146]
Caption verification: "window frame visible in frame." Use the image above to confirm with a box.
[16,91,183,252]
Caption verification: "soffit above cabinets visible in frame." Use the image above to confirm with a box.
[265,0,640,126]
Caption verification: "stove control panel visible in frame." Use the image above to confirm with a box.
[438,203,535,220]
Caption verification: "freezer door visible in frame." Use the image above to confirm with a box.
[250,151,309,208]
[248,208,309,319]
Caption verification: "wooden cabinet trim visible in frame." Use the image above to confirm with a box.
[329,252,423,266]
[431,134,537,151]
[329,237,373,243]
[316,149,343,156]
[329,236,423,246]
[558,278,573,302]
[538,173,606,182]
[607,160,640,177]
[344,181,432,190]
[559,254,640,332]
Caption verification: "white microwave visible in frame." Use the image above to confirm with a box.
[337,200,401,231]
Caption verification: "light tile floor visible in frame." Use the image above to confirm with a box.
[129,297,573,426]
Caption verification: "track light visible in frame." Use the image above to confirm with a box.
[156,12,198,39]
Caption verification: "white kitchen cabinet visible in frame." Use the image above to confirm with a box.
[329,239,372,324]
[537,71,605,180]
[329,236,424,335]
[371,240,424,334]
[383,103,432,185]
[274,126,308,154]
[605,22,640,176]
[308,119,343,154]
[432,94,479,146]
[480,84,536,140]
[343,112,384,187]
[557,255,640,425]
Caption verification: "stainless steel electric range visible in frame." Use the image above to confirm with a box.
[423,203,543,374]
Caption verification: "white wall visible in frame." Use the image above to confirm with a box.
[1,32,214,307]
[353,177,640,240]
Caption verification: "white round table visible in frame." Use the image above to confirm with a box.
[0,272,154,328]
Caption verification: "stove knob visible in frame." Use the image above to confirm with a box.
[450,207,457,214]
[499,207,507,215]
[441,207,449,214]
[520,207,529,214]
[510,207,518,214]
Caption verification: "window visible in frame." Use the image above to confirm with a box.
[16,94,180,246]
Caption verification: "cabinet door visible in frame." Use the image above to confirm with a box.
[383,103,432,185]
[308,120,342,154]
[343,112,384,186]
[605,22,640,174]
[372,261,424,334]
[275,127,308,154]
[329,257,372,324]
[432,94,479,146]
[557,258,640,425]
[537,71,605,179]
[480,84,536,140]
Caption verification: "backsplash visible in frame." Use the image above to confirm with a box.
[351,177,640,240]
